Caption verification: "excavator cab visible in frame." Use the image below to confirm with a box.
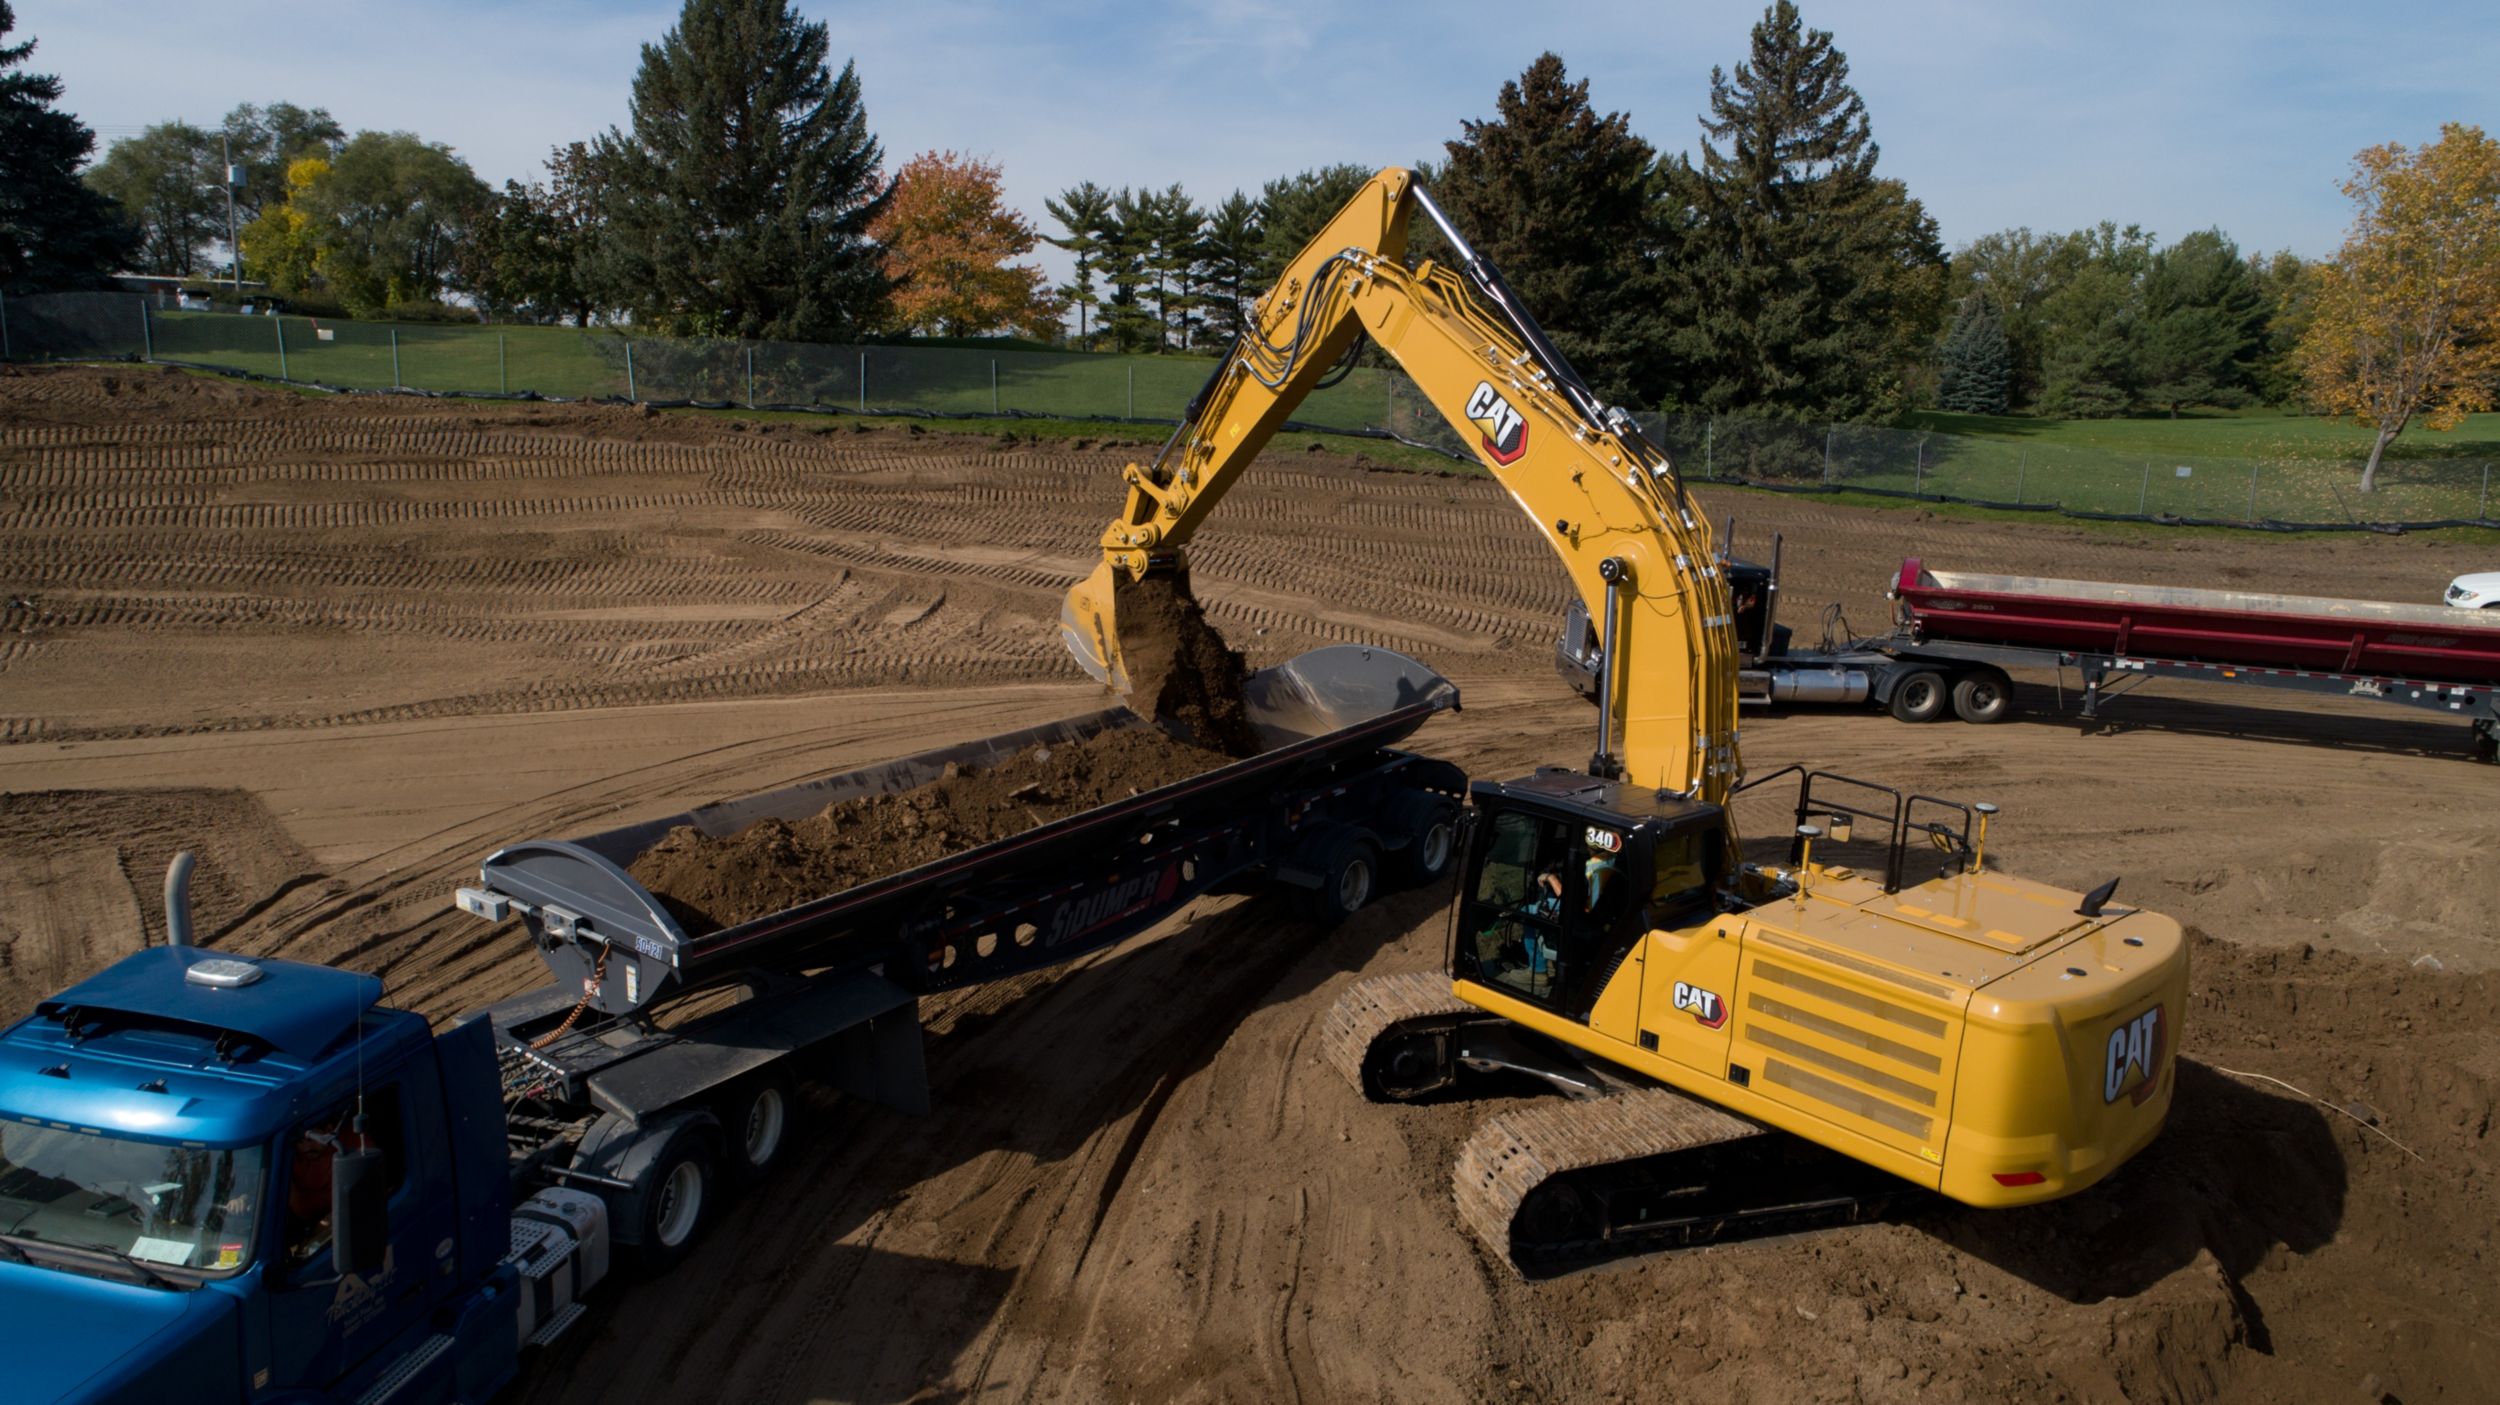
[1455,770,1726,1023]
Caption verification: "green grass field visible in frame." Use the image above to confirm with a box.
[140,309,1399,434]
[130,306,2500,525]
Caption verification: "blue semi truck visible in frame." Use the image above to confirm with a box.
[0,649,1461,1404]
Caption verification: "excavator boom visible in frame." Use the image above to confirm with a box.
[1063,169,1739,799]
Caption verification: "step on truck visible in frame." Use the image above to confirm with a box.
[0,645,1461,1405]
[1562,541,2500,760]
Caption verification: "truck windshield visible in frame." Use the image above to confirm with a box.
[0,1120,265,1277]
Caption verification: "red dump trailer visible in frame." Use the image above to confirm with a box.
[1561,548,2500,761]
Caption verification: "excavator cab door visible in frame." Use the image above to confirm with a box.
[1456,801,1647,1022]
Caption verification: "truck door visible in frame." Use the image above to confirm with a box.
[257,1078,447,1394]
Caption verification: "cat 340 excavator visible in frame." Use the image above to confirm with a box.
[1060,168,2188,1272]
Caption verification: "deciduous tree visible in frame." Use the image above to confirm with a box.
[871,150,1060,338]
[295,131,489,314]
[0,1,131,293]
[220,102,344,222]
[235,155,326,295]
[596,0,889,340]
[1253,164,1370,288]
[2296,123,2500,492]
[85,121,222,277]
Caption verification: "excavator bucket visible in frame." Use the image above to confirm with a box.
[1059,561,1129,693]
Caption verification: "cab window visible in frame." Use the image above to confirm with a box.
[1467,811,1582,1004]
[281,1086,404,1269]
[1648,829,1715,920]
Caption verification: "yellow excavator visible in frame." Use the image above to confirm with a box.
[1061,169,2187,1271]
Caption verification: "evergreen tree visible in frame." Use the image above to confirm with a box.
[1431,53,1665,408]
[2245,249,2311,407]
[1198,191,1260,343]
[1044,180,1112,348]
[1142,184,1203,349]
[2036,223,2153,417]
[1947,227,2090,410]
[2135,228,2267,414]
[1936,295,2010,414]
[1252,164,1370,287]
[595,0,888,339]
[85,121,222,278]
[1094,189,1159,354]
[0,2,134,293]
[1660,2,1945,420]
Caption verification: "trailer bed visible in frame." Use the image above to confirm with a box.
[467,647,1461,1016]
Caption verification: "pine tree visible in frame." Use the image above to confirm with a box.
[2136,229,2267,415]
[1198,191,1261,343]
[1660,2,1945,420]
[1142,184,1203,349]
[2036,223,2152,418]
[1045,181,1112,349]
[595,0,888,340]
[0,2,134,293]
[1253,165,1371,287]
[1935,296,2011,414]
[1430,53,1664,407]
[1094,189,1159,354]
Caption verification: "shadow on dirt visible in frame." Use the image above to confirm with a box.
[1999,678,2481,762]
[515,875,1448,1405]
[1917,1059,2344,1339]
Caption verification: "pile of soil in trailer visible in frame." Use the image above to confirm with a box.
[626,725,1234,935]
[1110,571,1263,757]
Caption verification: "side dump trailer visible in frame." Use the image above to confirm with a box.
[1562,548,2500,760]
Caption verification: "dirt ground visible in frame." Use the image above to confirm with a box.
[2,362,2495,1403]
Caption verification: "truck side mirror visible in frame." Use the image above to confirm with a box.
[330,1145,390,1278]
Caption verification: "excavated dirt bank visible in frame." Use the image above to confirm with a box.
[3,366,2496,1403]
[627,725,1233,934]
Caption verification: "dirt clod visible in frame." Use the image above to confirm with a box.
[1112,572,1261,756]
[626,725,1231,934]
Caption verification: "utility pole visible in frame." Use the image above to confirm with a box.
[223,134,241,295]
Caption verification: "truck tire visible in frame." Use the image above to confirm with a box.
[1888,670,1949,723]
[1300,831,1381,926]
[1389,796,1460,887]
[633,1128,719,1271]
[1951,669,2014,724]
[718,1075,796,1188]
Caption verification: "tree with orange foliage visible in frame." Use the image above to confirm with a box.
[871,151,1063,339]
[2295,123,2500,492]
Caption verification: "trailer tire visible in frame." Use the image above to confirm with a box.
[1889,670,1950,723]
[1951,670,2014,724]
[718,1075,796,1188]
[1389,797,1460,887]
[632,1128,719,1272]
[1300,832,1381,926]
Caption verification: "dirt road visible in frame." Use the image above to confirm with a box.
[2,364,2492,1402]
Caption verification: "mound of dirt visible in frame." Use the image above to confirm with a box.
[627,725,1233,934]
[0,362,292,420]
[1112,571,1262,756]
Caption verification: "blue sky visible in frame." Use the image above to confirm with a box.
[21,0,2500,286]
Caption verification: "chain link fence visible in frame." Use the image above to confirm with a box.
[6,290,2493,532]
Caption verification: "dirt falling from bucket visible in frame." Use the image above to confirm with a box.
[1109,572,1262,757]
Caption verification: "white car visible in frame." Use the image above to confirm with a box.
[2447,572,2500,608]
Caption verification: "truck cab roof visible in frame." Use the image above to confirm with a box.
[0,948,415,1145]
